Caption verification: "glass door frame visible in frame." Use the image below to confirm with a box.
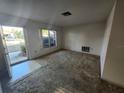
[0,25,12,78]
[2,26,29,65]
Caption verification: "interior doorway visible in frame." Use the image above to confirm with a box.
[1,26,28,65]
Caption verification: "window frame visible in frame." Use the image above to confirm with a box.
[39,28,57,48]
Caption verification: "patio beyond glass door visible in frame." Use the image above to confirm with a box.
[1,26,28,65]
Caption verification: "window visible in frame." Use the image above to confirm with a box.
[39,29,57,48]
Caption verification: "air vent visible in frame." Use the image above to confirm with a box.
[62,11,72,16]
[82,46,90,52]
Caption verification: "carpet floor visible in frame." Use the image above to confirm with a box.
[3,50,124,93]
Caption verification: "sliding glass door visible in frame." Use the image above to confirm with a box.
[1,26,28,65]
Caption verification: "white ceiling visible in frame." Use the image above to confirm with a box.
[0,0,115,27]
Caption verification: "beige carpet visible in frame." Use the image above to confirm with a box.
[3,50,124,93]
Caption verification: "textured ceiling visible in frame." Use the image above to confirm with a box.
[0,0,115,27]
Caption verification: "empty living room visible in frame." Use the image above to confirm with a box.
[0,0,124,93]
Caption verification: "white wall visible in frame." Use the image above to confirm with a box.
[102,0,124,87]
[24,20,62,59]
[0,13,28,27]
[62,23,105,56]
[100,1,116,76]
